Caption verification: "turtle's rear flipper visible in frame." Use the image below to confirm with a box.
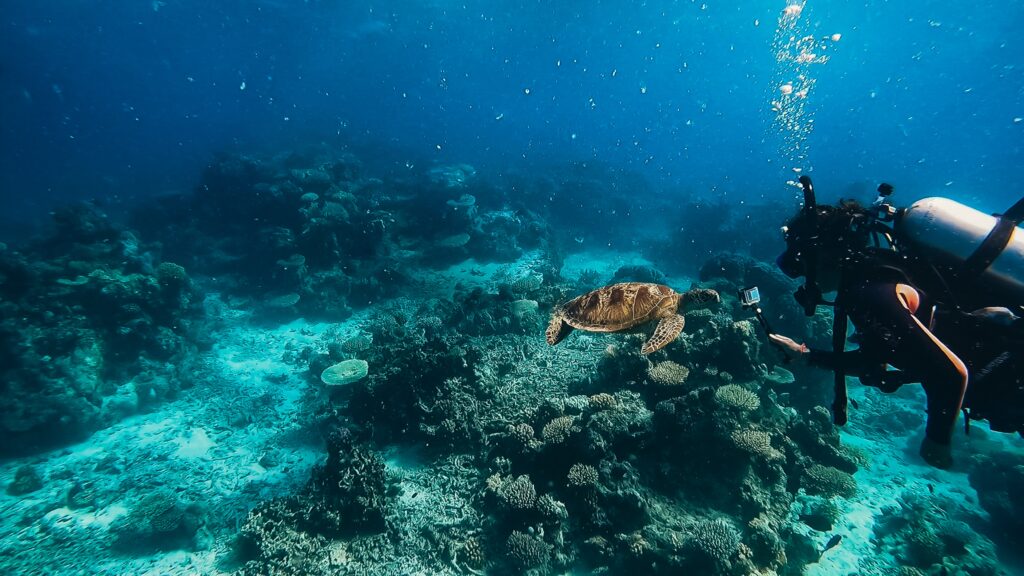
[546,315,573,346]
[642,314,685,354]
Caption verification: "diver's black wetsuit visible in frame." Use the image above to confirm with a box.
[805,271,968,447]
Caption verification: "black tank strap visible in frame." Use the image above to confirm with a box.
[962,196,1024,279]
[831,301,849,426]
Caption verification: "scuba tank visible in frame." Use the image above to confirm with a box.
[895,197,1024,306]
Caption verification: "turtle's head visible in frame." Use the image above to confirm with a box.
[682,288,720,309]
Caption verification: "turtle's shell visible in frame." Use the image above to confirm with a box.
[560,282,677,332]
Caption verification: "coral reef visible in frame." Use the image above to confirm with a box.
[872,490,1002,574]
[236,429,389,574]
[1,147,1016,576]
[801,464,857,499]
[647,360,691,388]
[506,530,552,571]
[686,517,742,570]
[110,490,199,552]
[6,465,43,496]
[320,358,369,386]
[967,449,1024,550]
[0,203,204,456]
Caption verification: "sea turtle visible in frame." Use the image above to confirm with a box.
[546,283,720,354]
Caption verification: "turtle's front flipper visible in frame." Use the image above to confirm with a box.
[642,314,685,354]
[546,314,573,346]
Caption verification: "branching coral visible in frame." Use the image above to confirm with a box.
[506,530,552,570]
[507,423,539,451]
[536,494,569,522]
[714,384,761,412]
[731,429,783,462]
[688,518,741,566]
[542,415,579,444]
[647,360,690,387]
[802,464,857,499]
[459,537,486,570]
[588,393,617,411]
[497,474,538,511]
[567,463,600,488]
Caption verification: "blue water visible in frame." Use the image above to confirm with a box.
[3,0,1021,233]
[1,2,1022,575]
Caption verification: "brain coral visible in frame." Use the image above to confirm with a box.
[714,384,761,412]
[155,262,188,286]
[320,359,369,386]
[437,233,471,248]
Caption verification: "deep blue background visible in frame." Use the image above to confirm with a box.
[1,1,1021,237]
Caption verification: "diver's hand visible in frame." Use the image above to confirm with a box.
[768,334,809,365]
[919,437,953,469]
[769,334,809,354]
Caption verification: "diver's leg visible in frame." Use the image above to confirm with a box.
[887,309,968,468]
[855,283,967,467]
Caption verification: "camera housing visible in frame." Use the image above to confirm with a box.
[739,286,761,308]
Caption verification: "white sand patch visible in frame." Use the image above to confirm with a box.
[413,250,548,297]
[174,428,215,459]
[561,249,653,283]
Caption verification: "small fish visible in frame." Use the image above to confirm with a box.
[820,534,842,556]
[849,398,859,410]
[928,483,935,494]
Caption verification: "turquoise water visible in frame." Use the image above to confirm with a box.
[0,2,1021,575]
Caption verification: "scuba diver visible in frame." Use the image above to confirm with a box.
[765,176,1023,469]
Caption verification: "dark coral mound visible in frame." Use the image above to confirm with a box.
[110,490,200,553]
[0,203,204,456]
[871,490,1001,574]
[343,299,486,452]
[135,151,555,319]
[236,429,389,575]
[968,449,1024,552]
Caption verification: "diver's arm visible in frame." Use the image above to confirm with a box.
[768,334,872,376]
[804,348,872,376]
